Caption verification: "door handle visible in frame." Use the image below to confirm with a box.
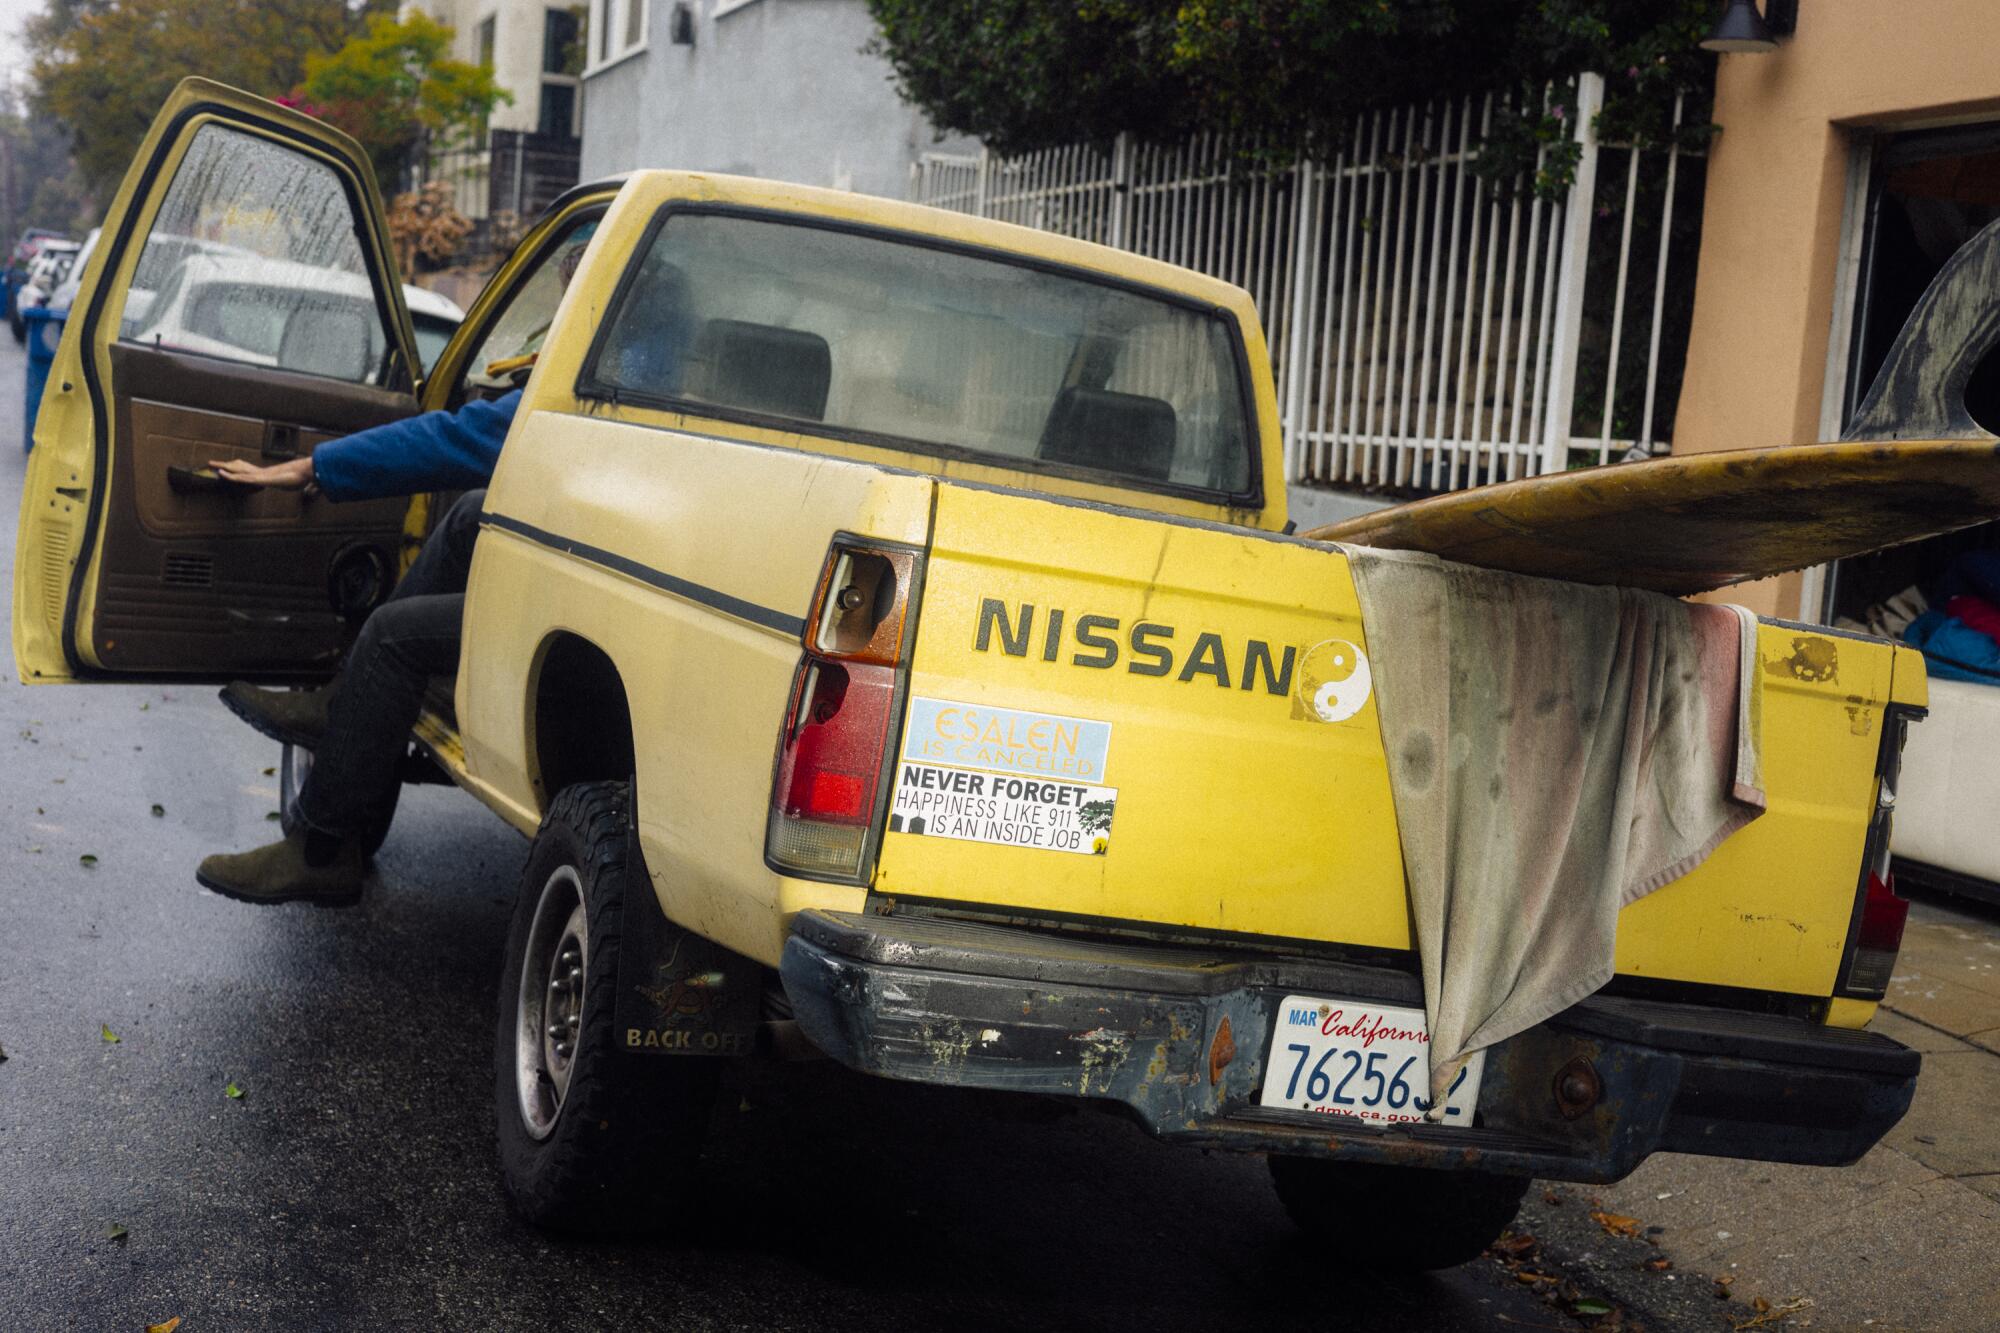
[166,464,253,495]
[263,421,300,459]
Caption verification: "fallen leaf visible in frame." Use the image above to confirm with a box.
[1644,1256,1672,1272]
[79,853,98,867]
[104,1222,127,1242]
[146,1318,182,1333]
[150,804,164,818]
[1543,1189,1564,1205]
[100,1024,119,1044]
[1732,1297,1813,1330]
[262,767,275,777]
[0,1041,8,1062]
[1753,1298,1771,1313]
[265,811,281,822]
[139,702,149,712]
[225,1081,244,1100]
[1490,1232,1538,1259]
[1590,1210,1643,1239]
[1574,1299,1613,1316]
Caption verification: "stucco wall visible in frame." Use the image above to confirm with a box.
[579,0,975,199]
[420,0,564,136]
[1675,0,2000,614]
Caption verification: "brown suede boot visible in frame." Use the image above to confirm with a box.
[196,830,366,907]
[218,678,339,749]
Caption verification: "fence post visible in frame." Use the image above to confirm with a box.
[512,132,527,219]
[1109,133,1133,250]
[974,147,991,217]
[1280,158,1317,483]
[1539,71,1604,477]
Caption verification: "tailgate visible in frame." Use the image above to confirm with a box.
[874,483,1901,1000]
[876,484,1407,948]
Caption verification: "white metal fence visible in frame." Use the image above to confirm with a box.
[910,73,1701,494]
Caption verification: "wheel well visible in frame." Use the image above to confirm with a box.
[530,633,635,812]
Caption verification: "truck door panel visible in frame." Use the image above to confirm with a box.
[91,343,413,672]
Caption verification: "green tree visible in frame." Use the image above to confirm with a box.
[868,0,1719,186]
[298,12,511,187]
[0,97,94,242]
[29,0,389,205]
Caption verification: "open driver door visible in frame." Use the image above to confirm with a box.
[14,78,423,683]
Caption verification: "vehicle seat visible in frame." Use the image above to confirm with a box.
[1037,386,1177,482]
[684,319,832,421]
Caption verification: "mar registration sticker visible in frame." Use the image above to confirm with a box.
[888,699,1117,855]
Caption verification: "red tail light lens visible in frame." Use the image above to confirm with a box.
[1838,704,1920,999]
[765,538,921,882]
[1846,870,1910,996]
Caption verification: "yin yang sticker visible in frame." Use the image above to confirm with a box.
[1290,639,1373,724]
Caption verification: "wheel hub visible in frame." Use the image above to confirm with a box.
[515,866,587,1141]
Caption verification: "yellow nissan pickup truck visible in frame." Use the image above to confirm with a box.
[16,81,1929,1266]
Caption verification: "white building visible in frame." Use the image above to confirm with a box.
[577,0,975,200]
[417,0,585,140]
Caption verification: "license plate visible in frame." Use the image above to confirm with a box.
[1258,995,1484,1126]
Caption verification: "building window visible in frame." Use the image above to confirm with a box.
[539,5,584,136]
[588,0,647,71]
[538,82,578,138]
[544,6,584,75]
[476,15,496,69]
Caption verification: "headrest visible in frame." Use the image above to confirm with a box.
[685,319,832,421]
[1037,386,1177,482]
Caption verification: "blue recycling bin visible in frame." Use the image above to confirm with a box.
[23,305,65,451]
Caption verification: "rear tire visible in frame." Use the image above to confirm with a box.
[1268,1157,1529,1270]
[278,741,396,857]
[493,780,718,1234]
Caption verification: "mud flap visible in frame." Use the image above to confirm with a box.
[614,790,761,1057]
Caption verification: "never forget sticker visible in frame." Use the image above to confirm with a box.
[890,699,1117,855]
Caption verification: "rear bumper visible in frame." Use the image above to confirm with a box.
[780,910,1919,1182]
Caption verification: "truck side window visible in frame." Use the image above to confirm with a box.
[120,122,399,385]
[460,218,600,396]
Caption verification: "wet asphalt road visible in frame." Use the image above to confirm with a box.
[0,334,1582,1331]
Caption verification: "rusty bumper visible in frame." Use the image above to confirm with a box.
[780,909,1919,1182]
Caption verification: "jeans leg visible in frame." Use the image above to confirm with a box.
[391,488,486,603]
[295,593,465,841]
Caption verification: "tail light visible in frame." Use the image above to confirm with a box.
[1836,704,1922,998]
[764,538,922,882]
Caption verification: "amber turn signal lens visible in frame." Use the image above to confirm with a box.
[807,544,916,665]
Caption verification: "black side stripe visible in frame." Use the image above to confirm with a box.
[479,512,806,637]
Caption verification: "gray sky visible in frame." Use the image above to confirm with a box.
[0,0,38,104]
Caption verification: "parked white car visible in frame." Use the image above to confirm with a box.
[47,227,100,314]
[125,252,465,376]
[10,237,81,339]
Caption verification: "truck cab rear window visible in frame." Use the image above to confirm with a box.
[581,210,1256,499]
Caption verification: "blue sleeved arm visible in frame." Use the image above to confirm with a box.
[310,390,522,502]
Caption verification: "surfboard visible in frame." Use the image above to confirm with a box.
[1302,437,2000,597]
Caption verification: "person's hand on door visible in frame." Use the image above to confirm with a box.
[208,455,316,493]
